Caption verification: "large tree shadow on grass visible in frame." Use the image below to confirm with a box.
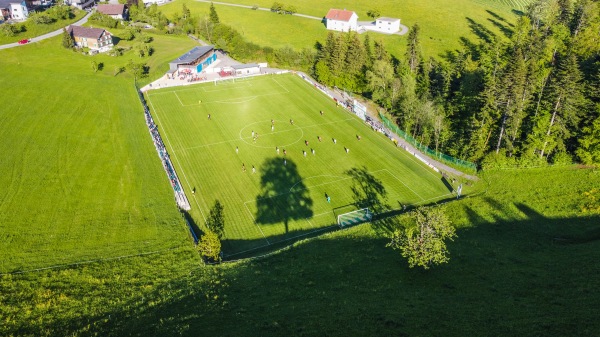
[255,157,313,233]
[345,166,399,233]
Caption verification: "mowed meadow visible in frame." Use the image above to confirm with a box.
[0,34,197,272]
[2,166,599,336]
[162,0,533,58]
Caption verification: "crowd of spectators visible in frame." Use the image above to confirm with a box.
[138,90,191,210]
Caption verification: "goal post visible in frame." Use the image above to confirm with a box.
[337,208,373,228]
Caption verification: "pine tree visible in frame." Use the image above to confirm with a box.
[538,53,585,158]
[373,39,389,62]
[406,23,422,74]
[209,2,220,24]
[182,3,190,20]
[62,27,73,49]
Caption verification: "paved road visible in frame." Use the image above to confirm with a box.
[196,0,322,19]
[0,11,92,50]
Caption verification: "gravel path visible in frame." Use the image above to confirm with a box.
[0,11,92,50]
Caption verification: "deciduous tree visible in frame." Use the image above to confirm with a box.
[387,206,456,270]
[198,230,221,262]
[206,200,225,239]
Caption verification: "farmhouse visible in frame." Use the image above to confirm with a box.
[168,45,217,75]
[325,9,358,32]
[0,0,28,21]
[97,4,127,20]
[67,25,113,52]
[375,17,401,33]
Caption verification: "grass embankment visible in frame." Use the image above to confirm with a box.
[0,9,86,44]
[162,0,529,59]
[2,166,598,336]
[0,33,196,273]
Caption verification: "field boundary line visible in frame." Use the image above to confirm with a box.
[243,202,270,245]
[0,247,181,276]
[382,169,425,201]
[272,77,290,94]
[148,96,208,222]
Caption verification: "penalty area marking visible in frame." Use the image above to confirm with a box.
[382,169,425,201]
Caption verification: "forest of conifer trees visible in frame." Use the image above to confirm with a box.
[193,0,599,168]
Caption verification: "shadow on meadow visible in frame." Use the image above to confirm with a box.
[255,157,313,234]
[25,195,599,336]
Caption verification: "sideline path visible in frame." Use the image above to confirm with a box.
[0,11,92,50]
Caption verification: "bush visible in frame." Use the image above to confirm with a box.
[89,12,118,29]
[32,14,55,25]
[0,23,19,37]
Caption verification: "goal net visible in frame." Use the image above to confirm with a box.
[337,208,373,228]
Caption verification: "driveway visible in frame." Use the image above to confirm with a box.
[0,11,92,50]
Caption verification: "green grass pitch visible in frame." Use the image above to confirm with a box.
[147,74,452,256]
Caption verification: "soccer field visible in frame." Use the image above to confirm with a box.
[147,74,451,256]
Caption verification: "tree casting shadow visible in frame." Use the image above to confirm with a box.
[255,157,313,234]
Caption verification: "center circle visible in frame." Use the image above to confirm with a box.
[239,120,304,148]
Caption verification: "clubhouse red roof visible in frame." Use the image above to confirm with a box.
[325,9,356,22]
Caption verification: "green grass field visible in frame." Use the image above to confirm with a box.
[165,0,532,59]
[0,9,86,45]
[147,74,453,256]
[0,34,197,273]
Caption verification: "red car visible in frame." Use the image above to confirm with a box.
[18,39,30,45]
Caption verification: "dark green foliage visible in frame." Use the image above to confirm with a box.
[32,14,54,25]
[61,27,73,48]
[182,3,190,20]
[209,2,220,24]
[366,8,381,20]
[406,23,422,74]
[206,200,225,239]
[0,23,19,37]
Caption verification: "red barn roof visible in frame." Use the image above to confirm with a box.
[325,9,356,22]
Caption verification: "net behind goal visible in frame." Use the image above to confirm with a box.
[337,208,373,228]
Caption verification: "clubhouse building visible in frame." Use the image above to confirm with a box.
[168,45,217,75]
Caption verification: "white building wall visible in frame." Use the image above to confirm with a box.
[9,1,28,20]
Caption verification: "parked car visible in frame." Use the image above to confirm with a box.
[18,39,30,45]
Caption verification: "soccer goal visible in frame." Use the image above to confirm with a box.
[337,208,373,228]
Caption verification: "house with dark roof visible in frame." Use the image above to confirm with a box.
[169,46,217,74]
[325,9,358,32]
[67,25,113,52]
[0,0,28,21]
[97,4,127,20]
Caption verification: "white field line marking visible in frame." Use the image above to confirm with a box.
[272,78,290,94]
[243,202,270,245]
[148,96,207,222]
[214,96,258,104]
[288,174,346,192]
[202,82,252,92]
[174,91,185,106]
[305,219,316,229]
[382,168,425,201]
[176,118,355,152]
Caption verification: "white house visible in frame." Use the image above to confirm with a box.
[0,0,28,21]
[325,9,358,32]
[232,63,261,76]
[65,0,93,10]
[375,17,401,33]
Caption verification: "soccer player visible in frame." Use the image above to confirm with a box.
[357,135,361,141]
[303,150,306,157]
[252,130,255,138]
[276,146,279,154]
[333,138,337,144]
[271,125,274,132]
[207,114,211,120]
[271,119,274,125]
[283,149,287,156]
[236,146,239,154]
[320,110,324,116]
[311,148,315,155]
[284,158,287,166]
[290,119,294,125]
[305,140,309,146]
[252,165,256,174]
[345,147,349,154]
[318,136,322,142]
[242,163,246,172]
